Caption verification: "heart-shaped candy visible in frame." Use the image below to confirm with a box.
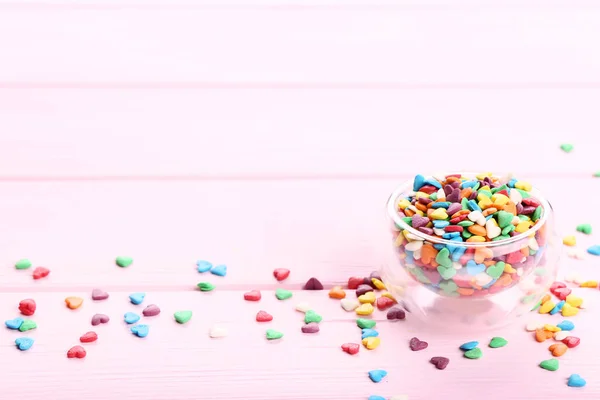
[341,342,359,355]
[301,322,319,333]
[355,303,374,316]
[361,329,379,340]
[525,321,544,332]
[459,341,479,351]
[209,325,228,338]
[266,329,283,340]
[116,256,133,268]
[340,299,359,312]
[553,287,572,301]
[539,358,559,371]
[256,311,273,322]
[466,260,486,275]
[142,304,161,317]
[18,299,36,316]
[15,259,32,270]
[489,337,508,348]
[328,286,346,299]
[129,292,146,305]
[243,290,261,301]
[387,307,406,320]
[549,343,568,357]
[19,319,37,332]
[554,331,568,341]
[275,289,292,300]
[566,294,583,308]
[65,296,83,310]
[273,268,290,281]
[210,264,227,277]
[174,310,192,324]
[124,312,140,324]
[560,143,574,153]
[32,267,50,280]
[567,374,586,387]
[437,265,456,280]
[347,276,364,289]
[196,260,212,273]
[303,277,323,290]
[362,337,381,350]
[91,314,110,326]
[485,219,501,239]
[67,345,86,358]
[486,263,504,279]
[535,329,554,342]
[409,337,428,351]
[91,289,109,301]
[304,310,322,324]
[562,336,580,348]
[5,317,24,330]
[131,324,149,338]
[464,347,483,359]
[357,318,376,329]
[561,303,579,317]
[358,292,376,304]
[15,337,34,351]
[80,331,98,343]
[435,248,452,269]
[295,302,311,313]
[368,369,388,383]
[355,284,373,297]
[430,356,450,370]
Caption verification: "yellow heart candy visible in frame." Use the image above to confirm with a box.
[566,294,583,308]
[371,278,387,290]
[358,292,376,304]
[543,324,561,332]
[562,235,577,246]
[539,300,555,314]
[355,303,374,315]
[503,263,516,274]
[380,291,397,302]
[362,336,381,350]
[561,303,579,317]
[580,280,598,288]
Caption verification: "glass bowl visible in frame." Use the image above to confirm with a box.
[381,173,559,331]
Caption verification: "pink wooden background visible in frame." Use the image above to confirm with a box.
[1,1,600,399]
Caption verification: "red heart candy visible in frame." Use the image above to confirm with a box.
[243,290,261,301]
[409,337,428,351]
[430,356,450,370]
[273,268,290,282]
[553,287,572,300]
[347,276,364,290]
[256,311,273,322]
[67,345,87,358]
[32,267,50,280]
[341,343,360,355]
[303,277,324,290]
[18,299,36,316]
[562,336,580,348]
[80,331,98,343]
[376,296,395,311]
[550,281,567,293]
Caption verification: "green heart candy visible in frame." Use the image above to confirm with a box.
[15,259,32,270]
[560,143,574,153]
[489,337,508,348]
[435,248,452,269]
[539,358,559,371]
[357,318,376,329]
[266,329,284,340]
[19,320,37,332]
[116,256,133,268]
[497,211,514,229]
[439,280,458,293]
[486,263,504,279]
[464,347,482,359]
[275,289,292,300]
[197,282,215,292]
[304,310,322,324]
[576,223,592,235]
[174,311,192,324]
[437,265,456,280]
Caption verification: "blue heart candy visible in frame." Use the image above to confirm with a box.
[452,246,467,262]
[131,324,149,338]
[361,329,379,339]
[413,174,425,191]
[459,340,479,351]
[5,318,24,330]
[210,264,227,277]
[466,260,486,275]
[196,260,213,273]
[557,320,574,331]
[124,312,141,324]
[15,337,34,351]
[567,374,586,387]
[129,292,146,305]
[368,369,388,383]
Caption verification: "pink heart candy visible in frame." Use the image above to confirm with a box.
[91,288,109,301]
[142,304,161,317]
[430,356,449,370]
[409,337,428,351]
[91,313,110,326]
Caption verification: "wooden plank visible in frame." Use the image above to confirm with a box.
[0,89,598,177]
[0,8,599,84]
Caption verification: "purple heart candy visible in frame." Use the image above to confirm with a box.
[301,322,320,333]
[386,307,406,320]
[91,313,110,326]
[409,337,428,351]
[411,215,430,229]
[142,304,161,317]
[91,288,109,301]
[355,284,374,297]
[430,356,450,370]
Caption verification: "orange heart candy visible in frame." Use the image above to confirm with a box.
[420,244,438,265]
[65,296,84,310]
[474,247,494,264]
[535,329,553,342]
[549,343,568,357]
[328,286,346,299]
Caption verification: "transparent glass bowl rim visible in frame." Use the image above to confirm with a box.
[386,172,552,248]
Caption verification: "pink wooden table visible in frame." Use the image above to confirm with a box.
[1,1,600,399]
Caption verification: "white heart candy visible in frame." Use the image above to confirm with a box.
[567,248,586,260]
[295,302,311,313]
[340,299,359,312]
[525,321,544,332]
[554,331,568,341]
[405,240,423,252]
[209,325,228,338]
[485,219,501,239]
[509,189,522,204]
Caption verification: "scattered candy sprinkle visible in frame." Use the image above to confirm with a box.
[563,236,576,246]
[409,337,428,351]
[210,264,227,277]
[5,318,24,330]
[357,318,376,329]
[80,331,98,343]
[91,288,109,301]
[430,356,450,370]
[67,345,86,358]
[356,303,375,316]
[358,292,376,304]
[301,322,320,333]
[303,277,324,290]
[459,341,478,351]
[362,337,381,350]
[15,259,32,270]
[587,245,600,256]
[256,311,273,322]
[244,290,261,301]
[32,267,50,279]
[15,337,34,351]
[371,278,386,290]
[387,307,406,320]
[347,276,363,289]
[304,310,322,324]
[361,329,379,339]
[115,256,133,268]
[539,359,559,371]
[196,260,212,273]
[273,268,290,281]
[563,336,581,348]
[275,288,293,300]
[549,343,568,357]
[356,284,374,297]
[568,374,586,387]
[557,320,575,331]
[131,324,149,338]
[368,369,388,383]
[341,298,360,312]
[197,282,215,292]
[328,286,346,299]
[594,171,600,178]
[209,325,228,338]
[580,280,598,288]
[567,248,586,259]
[129,292,146,304]
[91,314,110,326]
[560,143,574,153]
[464,347,483,359]
[266,329,284,340]
[576,224,592,235]
[376,296,395,311]
[124,312,141,324]
[143,304,161,317]
[18,299,36,316]
[295,302,311,313]
[174,311,192,324]
[19,320,36,332]
[65,296,83,310]
[341,342,360,355]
